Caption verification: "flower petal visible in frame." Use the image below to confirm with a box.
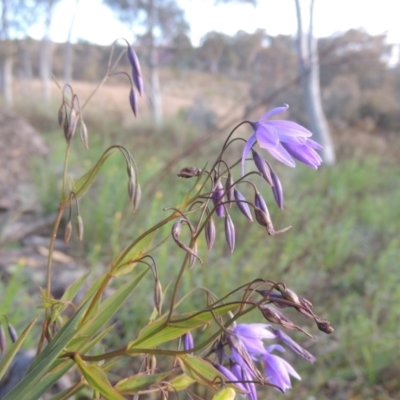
[266,120,312,137]
[241,134,257,176]
[259,104,289,122]
[256,124,279,147]
[260,142,296,168]
[282,142,322,169]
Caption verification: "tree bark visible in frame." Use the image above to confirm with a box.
[295,0,335,165]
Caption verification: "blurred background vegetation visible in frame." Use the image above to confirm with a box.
[1,1,400,399]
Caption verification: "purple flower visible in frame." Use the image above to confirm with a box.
[262,345,301,392]
[242,104,322,175]
[233,324,275,356]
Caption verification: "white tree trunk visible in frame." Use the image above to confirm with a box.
[295,0,335,165]
[40,37,52,103]
[1,55,13,106]
[63,0,80,83]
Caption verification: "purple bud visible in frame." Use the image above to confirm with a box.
[212,179,225,218]
[127,46,143,95]
[0,325,6,354]
[213,363,248,393]
[270,169,284,209]
[182,332,194,353]
[224,214,235,253]
[252,149,273,186]
[225,173,235,207]
[8,324,18,343]
[254,192,270,220]
[205,215,216,251]
[129,88,138,117]
[234,188,253,221]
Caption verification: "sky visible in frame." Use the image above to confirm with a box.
[27,0,400,47]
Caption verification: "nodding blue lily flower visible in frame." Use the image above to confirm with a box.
[262,345,301,392]
[242,104,323,175]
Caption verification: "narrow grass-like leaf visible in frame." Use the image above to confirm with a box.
[0,317,37,381]
[129,304,236,350]
[3,301,90,400]
[115,371,172,394]
[74,354,125,400]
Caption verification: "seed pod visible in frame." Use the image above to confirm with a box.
[77,215,84,241]
[254,192,270,220]
[189,241,198,269]
[234,188,253,221]
[254,208,269,228]
[177,166,201,178]
[205,215,216,251]
[67,107,79,142]
[225,173,234,207]
[154,279,163,315]
[64,220,72,244]
[212,178,225,218]
[79,120,89,150]
[129,88,138,117]
[224,214,235,253]
[63,116,70,142]
[8,324,18,343]
[252,149,273,186]
[0,325,6,354]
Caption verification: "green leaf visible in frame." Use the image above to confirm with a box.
[0,317,37,381]
[77,268,148,339]
[62,146,118,203]
[47,382,85,400]
[74,354,125,400]
[178,355,223,387]
[212,388,236,400]
[111,230,156,273]
[129,304,236,350]
[114,371,172,394]
[168,373,195,391]
[3,300,90,400]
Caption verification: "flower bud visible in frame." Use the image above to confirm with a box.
[8,324,18,343]
[281,288,300,305]
[133,184,141,212]
[271,169,284,209]
[129,88,138,117]
[58,103,65,127]
[224,214,235,253]
[205,215,216,251]
[77,215,84,241]
[252,149,273,186]
[182,332,194,353]
[234,188,253,221]
[316,318,334,334]
[225,173,235,207]
[126,45,143,95]
[254,192,270,220]
[189,241,198,269]
[177,166,201,178]
[0,325,6,354]
[128,176,136,204]
[66,107,79,142]
[212,178,225,218]
[64,220,72,244]
[79,120,89,150]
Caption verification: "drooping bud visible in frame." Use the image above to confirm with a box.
[252,149,273,186]
[272,329,316,363]
[270,169,284,209]
[77,215,84,241]
[254,207,270,229]
[182,332,194,353]
[0,325,6,354]
[224,214,235,253]
[133,184,141,212]
[128,176,136,204]
[212,178,225,218]
[172,220,202,265]
[154,279,163,315]
[64,220,72,244]
[79,120,89,150]
[126,45,143,95]
[177,166,201,178]
[63,116,69,142]
[8,324,18,343]
[213,363,248,393]
[254,192,270,220]
[129,88,138,117]
[234,188,253,221]
[66,106,79,143]
[225,173,235,207]
[281,288,300,306]
[315,317,334,334]
[58,103,65,127]
[205,215,216,251]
